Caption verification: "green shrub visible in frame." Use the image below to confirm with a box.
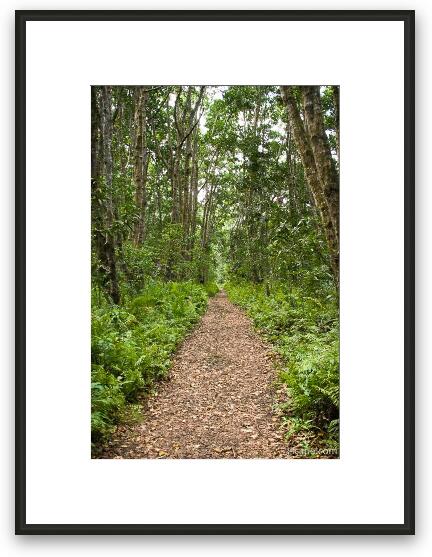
[203,282,219,297]
[91,281,210,444]
[225,281,339,451]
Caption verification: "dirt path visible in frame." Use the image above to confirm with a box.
[99,291,290,459]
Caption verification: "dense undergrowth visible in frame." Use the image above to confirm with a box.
[91,281,218,447]
[225,281,339,457]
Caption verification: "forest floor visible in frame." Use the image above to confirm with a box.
[98,291,291,459]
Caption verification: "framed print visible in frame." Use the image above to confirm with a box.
[15,10,415,534]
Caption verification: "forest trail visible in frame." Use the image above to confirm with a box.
[100,291,290,459]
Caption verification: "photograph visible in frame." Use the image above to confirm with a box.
[91,84,340,460]
[16,8,414,535]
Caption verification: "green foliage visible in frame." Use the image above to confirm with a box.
[203,282,219,297]
[91,281,210,443]
[91,85,340,456]
[119,231,219,298]
[225,281,339,451]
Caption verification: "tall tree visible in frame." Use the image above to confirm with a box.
[91,86,120,304]
[132,86,149,245]
[331,85,340,160]
[280,85,340,284]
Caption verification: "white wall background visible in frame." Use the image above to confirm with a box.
[1,0,428,554]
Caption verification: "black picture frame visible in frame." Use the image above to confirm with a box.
[15,9,415,535]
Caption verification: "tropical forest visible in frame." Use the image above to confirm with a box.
[91,85,340,459]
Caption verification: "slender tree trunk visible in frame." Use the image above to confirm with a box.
[189,128,199,252]
[332,85,340,161]
[182,91,193,237]
[285,121,299,219]
[133,86,149,245]
[171,90,182,223]
[98,86,120,304]
[91,87,100,190]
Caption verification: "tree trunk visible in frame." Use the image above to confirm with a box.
[302,86,339,241]
[98,86,120,304]
[280,85,339,285]
[189,128,199,252]
[332,85,340,161]
[133,86,149,245]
